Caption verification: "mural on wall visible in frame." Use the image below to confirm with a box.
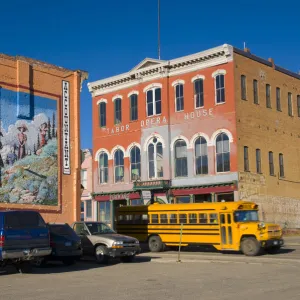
[0,89,58,206]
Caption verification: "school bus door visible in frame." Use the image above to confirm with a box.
[220,213,233,249]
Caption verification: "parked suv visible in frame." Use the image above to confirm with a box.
[0,210,51,272]
[34,223,82,267]
[71,222,140,264]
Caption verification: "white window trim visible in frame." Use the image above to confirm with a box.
[190,133,211,147]
[98,152,109,185]
[143,133,165,151]
[113,148,125,183]
[143,83,162,93]
[96,98,108,105]
[211,129,233,146]
[128,90,139,98]
[170,135,190,151]
[211,69,227,78]
[171,79,185,87]
[147,141,163,180]
[112,94,123,102]
[110,145,127,158]
[192,135,209,176]
[126,142,141,157]
[172,81,185,112]
[95,148,111,161]
[128,144,141,182]
[214,132,231,174]
[191,75,205,82]
[145,86,162,117]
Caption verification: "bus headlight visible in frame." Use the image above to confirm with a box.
[258,222,266,229]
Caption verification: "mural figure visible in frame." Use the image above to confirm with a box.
[39,122,48,148]
[6,147,17,166]
[17,124,28,159]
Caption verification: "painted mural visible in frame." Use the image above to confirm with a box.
[0,88,58,206]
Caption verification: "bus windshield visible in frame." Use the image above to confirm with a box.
[234,210,259,222]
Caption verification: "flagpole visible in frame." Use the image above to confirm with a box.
[158,0,161,60]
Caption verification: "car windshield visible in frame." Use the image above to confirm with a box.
[234,210,259,222]
[86,223,115,235]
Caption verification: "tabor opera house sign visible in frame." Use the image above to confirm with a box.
[62,80,71,175]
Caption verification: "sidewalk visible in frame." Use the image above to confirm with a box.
[283,235,300,246]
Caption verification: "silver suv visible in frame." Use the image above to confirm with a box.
[71,222,140,264]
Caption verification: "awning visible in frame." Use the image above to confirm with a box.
[94,192,141,202]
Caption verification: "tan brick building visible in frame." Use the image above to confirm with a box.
[0,53,88,223]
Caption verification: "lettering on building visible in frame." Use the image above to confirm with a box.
[110,193,130,201]
[184,108,214,120]
[62,80,71,175]
[141,116,167,127]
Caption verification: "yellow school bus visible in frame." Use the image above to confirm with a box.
[115,201,284,256]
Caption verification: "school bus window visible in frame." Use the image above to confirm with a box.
[118,215,125,224]
[220,214,225,224]
[227,214,232,224]
[189,214,197,223]
[160,214,168,224]
[179,214,187,224]
[141,214,149,224]
[209,214,218,224]
[199,214,208,224]
[151,214,159,224]
[133,215,141,224]
[169,214,178,224]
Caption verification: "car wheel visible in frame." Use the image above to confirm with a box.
[32,257,47,268]
[15,262,33,274]
[95,245,109,264]
[265,246,281,255]
[241,237,261,256]
[62,258,76,266]
[120,255,135,263]
[148,235,164,252]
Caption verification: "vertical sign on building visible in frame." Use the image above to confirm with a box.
[62,80,71,175]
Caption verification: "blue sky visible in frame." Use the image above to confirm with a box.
[1,0,299,149]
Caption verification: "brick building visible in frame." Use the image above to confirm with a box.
[88,44,300,228]
[0,53,88,223]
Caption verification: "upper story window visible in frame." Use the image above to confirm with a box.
[253,79,259,104]
[216,133,230,172]
[129,93,138,121]
[114,149,124,183]
[297,95,300,117]
[175,84,184,112]
[99,102,106,127]
[288,92,293,116]
[130,146,141,181]
[99,152,108,184]
[269,151,274,176]
[148,137,163,179]
[279,153,284,178]
[266,84,271,108]
[195,137,208,175]
[276,87,281,111]
[193,78,204,108]
[146,87,162,117]
[114,98,122,125]
[244,146,249,172]
[241,75,247,100]
[256,149,261,174]
[174,139,188,177]
[81,169,87,189]
[215,74,225,104]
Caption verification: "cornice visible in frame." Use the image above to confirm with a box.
[88,44,233,96]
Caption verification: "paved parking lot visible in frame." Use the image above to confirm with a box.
[1,245,300,300]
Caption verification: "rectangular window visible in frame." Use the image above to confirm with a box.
[276,87,281,111]
[169,214,178,224]
[269,151,274,176]
[176,196,191,203]
[216,75,225,104]
[199,213,208,224]
[297,95,300,117]
[114,98,122,125]
[160,214,168,224]
[209,214,218,224]
[279,153,284,178]
[175,84,184,111]
[194,79,204,108]
[147,88,162,117]
[130,94,138,121]
[151,214,158,224]
[253,80,258,104]
[266,84,271,108]
[81,169,87,189]
[98,201,110,223]
[244,146,249,172]
[241,75,247,100]
[179,214,187,224]
[288,92,293,116]
[86,200,92,218]
[256,149,261,174]
[189,214,197,224]
[99,102,106,127]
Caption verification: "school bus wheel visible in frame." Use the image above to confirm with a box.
[148,235,165,252]
[240,236,261,256]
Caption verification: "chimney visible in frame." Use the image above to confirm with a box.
[244,47,251,53]
[268,58,275,69]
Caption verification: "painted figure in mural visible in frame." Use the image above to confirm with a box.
[6,147,17,166]
[17,124,28,160]
[0,132,4,168]
[39,122,48,148]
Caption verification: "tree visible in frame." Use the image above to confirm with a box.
[47,117,52,140]
[52,112,56,139]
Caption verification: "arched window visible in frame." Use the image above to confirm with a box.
[175,84,184,112]
[215,74,225,104]
[174,140,188,177]
[114,149,124,182]
[99,102,106,127]
[114,98,122,125]
[216,133,230,172]
[130,146,141,181]
[99,152,108,184]
[195,137,208,175]
[148,138,163,179]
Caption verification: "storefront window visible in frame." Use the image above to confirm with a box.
[131,199,143,206]
[86,200,92,218]
[217,193,234,202]
[194,194,212,203]
[176,196,191,203]
[98,201,111,223]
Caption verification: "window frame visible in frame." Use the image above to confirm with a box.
[276,87,281,111]
[86,200,92,218]
[269,151,274,176]
[215,133,230,173]
[99,102,107,127]
[241,75,247,100]
[193,78,204,108]
[81,169,87,189]
[174,139,188,178]
[174,83,184,112]
[114,149,124,183]
[130,146,141,181]
[129,93,138,121]
[279,153,284,178]
[148,140,164,179]
[194,136,208,175]
[244,146,249,172]
[266,84,271,108]
[288,92,293,117]
[99,152,108,184]
[297,95,300,117]
[146,87,162,117]
[114,98,122,125]
[253,79,259,104]
[256,149,262,174]
[215,74,226,104]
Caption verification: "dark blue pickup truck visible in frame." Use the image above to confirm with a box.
[0,210,51,272]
